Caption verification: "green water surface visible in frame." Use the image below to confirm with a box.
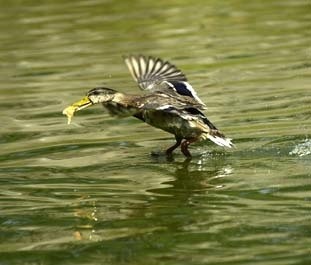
[0,0,310,264]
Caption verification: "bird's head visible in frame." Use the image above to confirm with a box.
[62,87,118,124]
[87,87,117,104]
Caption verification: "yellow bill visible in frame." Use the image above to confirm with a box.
[62,96,93,124]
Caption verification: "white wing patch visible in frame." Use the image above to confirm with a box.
[164,81,206,107]
[156,105,174,110]
[183,82,205,106]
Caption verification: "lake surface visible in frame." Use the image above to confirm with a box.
[0,0,310,264]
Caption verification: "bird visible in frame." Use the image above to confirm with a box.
[62,55,233,157]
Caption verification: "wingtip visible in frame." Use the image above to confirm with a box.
[122,54,148,61]
[123,54,189,91]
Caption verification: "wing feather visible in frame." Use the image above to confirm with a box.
[124,55,187,90]
[123,54,206,107]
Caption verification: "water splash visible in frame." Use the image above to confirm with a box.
[289,139,311,157]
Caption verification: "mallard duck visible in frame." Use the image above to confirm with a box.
[63,55,233,157]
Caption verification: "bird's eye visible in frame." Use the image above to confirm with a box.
[88,89,100,96]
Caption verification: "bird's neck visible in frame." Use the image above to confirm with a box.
[112,92,126,103]
[112,92,140,107]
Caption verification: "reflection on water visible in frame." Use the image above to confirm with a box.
[0,0,310,264]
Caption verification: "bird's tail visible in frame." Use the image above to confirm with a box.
[207,130,234,148]
[200,117,234,148]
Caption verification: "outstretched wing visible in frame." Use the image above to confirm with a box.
[124,54,186,90]
[123,54,206,107]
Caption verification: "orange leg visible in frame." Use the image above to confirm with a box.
[181,138,197,157]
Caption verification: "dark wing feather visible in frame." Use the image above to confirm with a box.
[124,55,187,90]
[134,91,205,111]
[184,108,218,130]
[123,55,206,108]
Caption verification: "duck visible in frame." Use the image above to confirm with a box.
[62,55,233,157]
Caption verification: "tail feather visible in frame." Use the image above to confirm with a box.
[208,134,233,148]
[204,129,234,148]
